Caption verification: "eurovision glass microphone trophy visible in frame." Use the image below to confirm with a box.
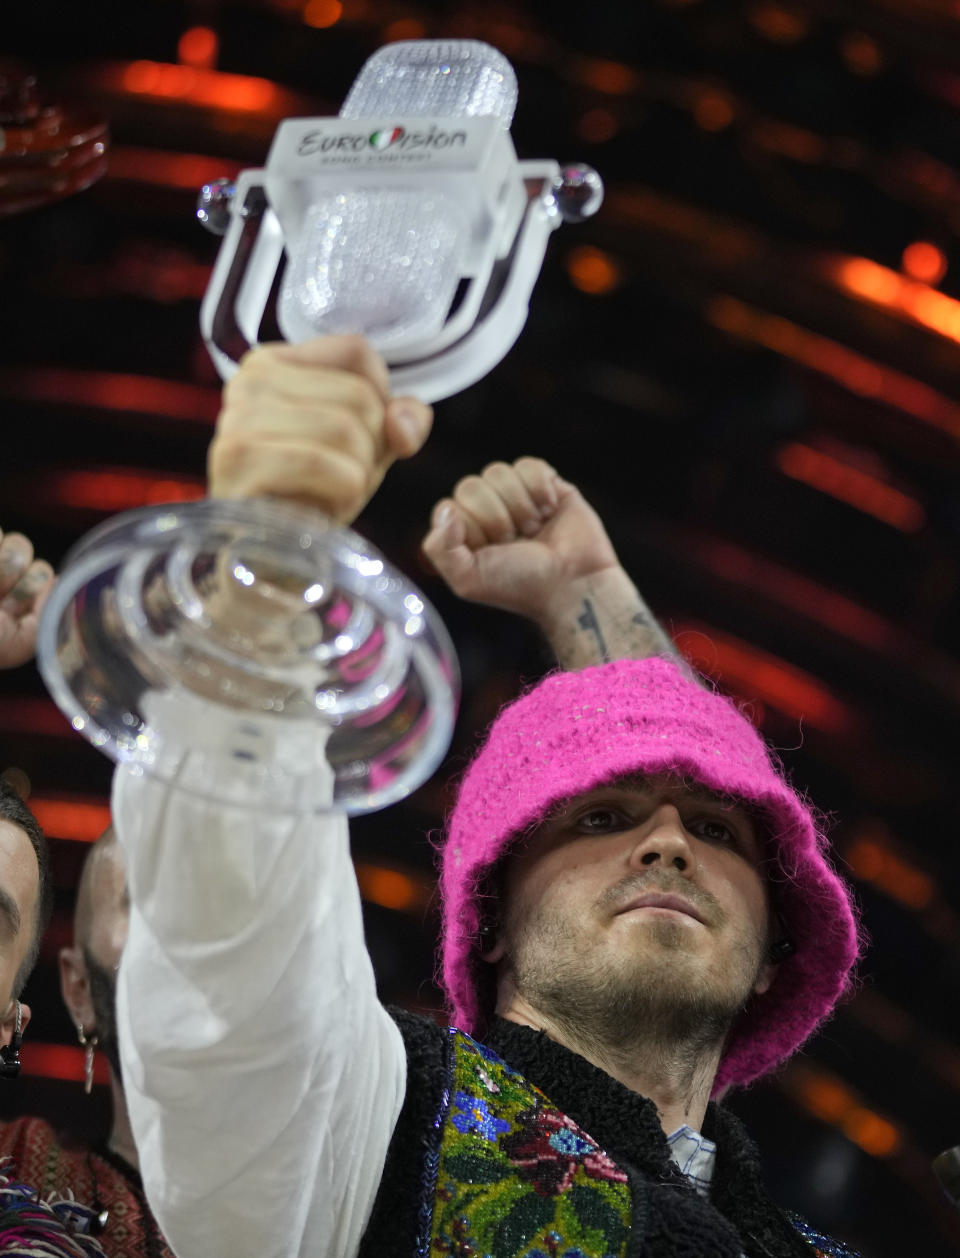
[37,39,604,815]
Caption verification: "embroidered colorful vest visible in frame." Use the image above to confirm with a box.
[426,1030,631,1258]
[422,1030,857,1258]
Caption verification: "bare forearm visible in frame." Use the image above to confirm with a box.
[536,567,680,672]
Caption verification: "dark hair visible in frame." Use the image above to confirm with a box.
[0,780,52,998]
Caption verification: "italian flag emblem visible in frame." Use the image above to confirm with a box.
[369,127,405,149]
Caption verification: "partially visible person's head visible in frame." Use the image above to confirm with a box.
[59,825,128,1080]
[440,657,862,1093]
[0,779,51,1045]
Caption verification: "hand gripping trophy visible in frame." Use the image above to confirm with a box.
[38,39,603,815]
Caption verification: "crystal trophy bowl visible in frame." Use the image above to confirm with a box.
[38,498,458,815]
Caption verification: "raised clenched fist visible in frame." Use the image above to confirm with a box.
[421,457,621,626]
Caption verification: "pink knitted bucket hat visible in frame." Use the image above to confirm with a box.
[439,656,861,1092]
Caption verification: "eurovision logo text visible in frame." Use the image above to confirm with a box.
[296,124,468,157]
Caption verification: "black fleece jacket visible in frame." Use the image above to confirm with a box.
[359,1010,856,1258]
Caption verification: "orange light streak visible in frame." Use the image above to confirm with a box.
[706,295,960,441]
[47,468,205,513]
[839,31,884,76]
[851,990,960,1096]
[567,246,621,295]
[482,21,534,57]
[577,59,639,96]
[121,61,277,112]
[832,254,960,343]
[693,90,735,131]
[843,1109,901,1158]
[383,17,427,41]
[178,26,219,70]
[673,621,855,734]
[107,145,242,191]
[845,829,936,910]
[0,368,220,424]
[303,0,342,27]
[21,1042,111,1087]
[784,1063,902,1158]
[577,108,618,144]
[841,822,960,948]
[30,798,112,842]
[799,1073,849,1123]
[0,699,72,738]
[355,863,432,913]
[605,187,754,267]
[111,245,211,303]
[776,441,925,532]
[748,3,809,43]
[681,536,898,652]
[851,990,912,1045]
[749,119,824,163]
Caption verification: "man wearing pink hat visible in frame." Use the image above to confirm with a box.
[112,338,862,1258]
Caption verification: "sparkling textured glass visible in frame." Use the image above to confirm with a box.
[340,39,517,127]
[278,39,516,349]
[38,500,458,815]
[278,190,467,347]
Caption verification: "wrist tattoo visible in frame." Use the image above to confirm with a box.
[577,598,611,664]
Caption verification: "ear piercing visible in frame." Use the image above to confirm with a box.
[0,1002,23,1079]
[76,1023,100,1094]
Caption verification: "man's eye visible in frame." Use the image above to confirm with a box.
[689,817,738,846]
[573,807,630,834]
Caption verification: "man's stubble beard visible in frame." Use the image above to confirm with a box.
[507,875,768,1076]
[84,947,122,1083]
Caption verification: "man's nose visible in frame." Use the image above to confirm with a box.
[627,804,696,875]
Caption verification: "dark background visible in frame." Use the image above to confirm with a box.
[3,0,960,1252]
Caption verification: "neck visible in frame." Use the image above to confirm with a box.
[497,993,721,1136]
[107,1070,139,1171]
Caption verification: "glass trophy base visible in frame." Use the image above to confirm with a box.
[37,498,459,815]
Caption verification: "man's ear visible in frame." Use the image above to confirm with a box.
[58,945,95,1030]
[1,1000,30,1047]
[479,932,507,964]
[752,960,776,998]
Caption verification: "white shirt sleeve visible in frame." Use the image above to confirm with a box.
[112,715,407,1258]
